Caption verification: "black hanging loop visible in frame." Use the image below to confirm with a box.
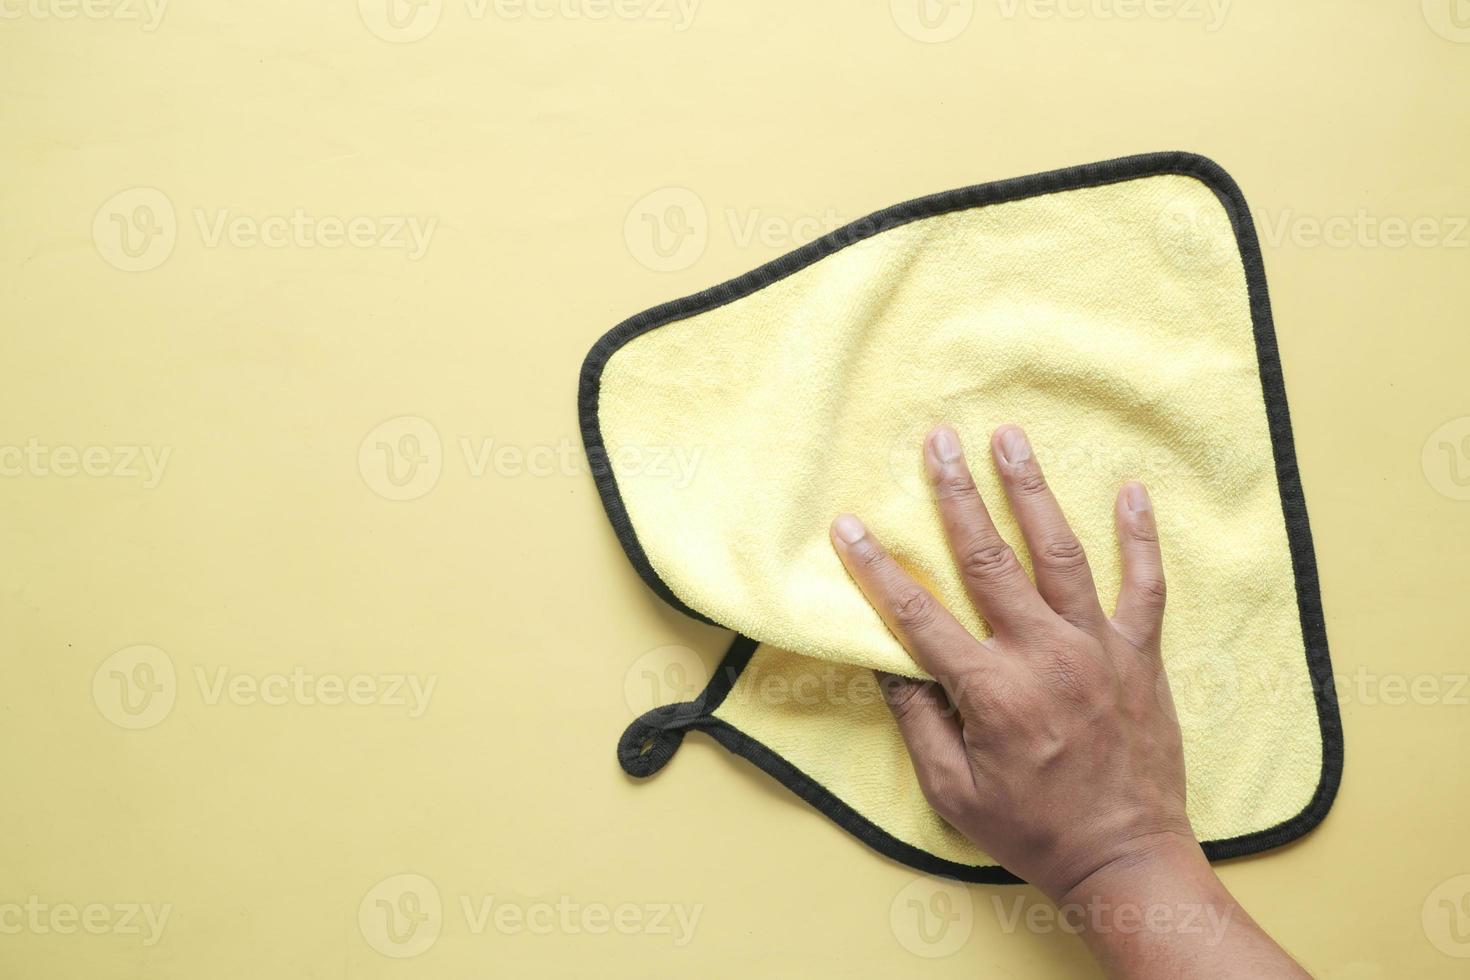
[617,700,708,777]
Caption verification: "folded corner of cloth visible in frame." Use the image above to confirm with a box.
[580,150,1343,883]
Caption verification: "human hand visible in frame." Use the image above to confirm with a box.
[830,423,1188,900]
[830,424,1308,978]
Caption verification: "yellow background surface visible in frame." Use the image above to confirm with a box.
[1,1,1466,976]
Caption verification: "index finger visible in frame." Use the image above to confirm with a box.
[830,513,994,695]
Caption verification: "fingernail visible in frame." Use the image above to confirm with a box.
[998,426,1031,464]
[1125,482,1151,513]
[833,514,867,544]
[930,425,961,463]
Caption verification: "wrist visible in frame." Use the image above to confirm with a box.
[1052,830,1213,909]
[1046,832,1306,978]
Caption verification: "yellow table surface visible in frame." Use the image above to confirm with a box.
[3,2,1467,976]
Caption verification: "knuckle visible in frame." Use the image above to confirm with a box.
[883,679,930,720]
[853,541,889,569]
[1128,520,1160,545]
[958,687,996,724]
[1038,536,1089,573]
[1011,469,1049,498]
[939,668,985,714]
[1134,574,1168,605]
[934,470,980,501]
[957,666,1008,715]
[892,588,938,631]
[960,540,1018,581]
[919,775,967,822]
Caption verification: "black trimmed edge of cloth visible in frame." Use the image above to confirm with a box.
[584,150,1344,885]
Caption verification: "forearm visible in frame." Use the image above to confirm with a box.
[1054,837,1309,980]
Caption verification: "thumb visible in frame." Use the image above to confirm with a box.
[876,671,975,820]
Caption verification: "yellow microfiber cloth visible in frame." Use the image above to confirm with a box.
[581,152,1342,882]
